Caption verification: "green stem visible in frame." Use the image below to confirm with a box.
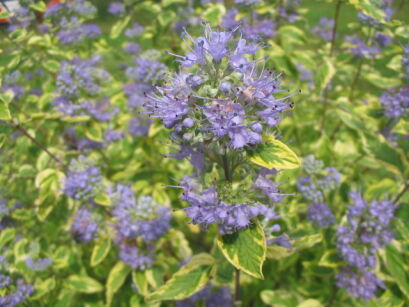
[222,147,232,182]
[234,268,241,306]
[13,121,66,168]
[330,0,342,57]
[320,0,342,131]
[348,58,364,101]
[393,181,409,205]
[349,28,374,101]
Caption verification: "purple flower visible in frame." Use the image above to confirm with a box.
[243,19,276,41]
[124,42,141,53]
[125,23,144,38]
[104,129,124,144]
[177,285,232,307]
[221,9,240,30]
[312,17,334,41]
[119,244,153,270]
[307,202,334,228]
[254,175,285,203]
[335,192,395,299]
[175,178,278,234]
[380,86,409,118]
[269,234,292,249]
[0,274,11,290]
[0,278,34,307]
[235,0,260,5]
[108,2,125,15]
[126,58,167,83]
[110,185,171,242]
[63,156,102,200]
[346,35,381,58]
[70,207,99,243]
[25,257,52,272]
[336,267,384,300]
[129,117,151,136]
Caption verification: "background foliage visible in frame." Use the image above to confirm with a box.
[0,0,409,306]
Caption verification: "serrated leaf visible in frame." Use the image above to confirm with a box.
[217,222,266,279]
[247,136,300,170]
[110,16,131,39]
[91,239,111,267]
[146,253,214,302]
[66,275,103,294]
[385,244,409,298]
[106,262,132,306]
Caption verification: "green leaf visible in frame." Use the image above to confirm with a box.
[0,228,16,249]
[247,136,300,170]
[261,289,298,307]
[315,57,335,91]
[31,278,56,300]
[43,60,60,73]
[202,4,226,26]
[110,16,131,39]
[217,222,266,279]
[266,245,293,260]
[65,275,103,294]
[55,289,76,307]
[132,271,149,296]
[297,299,324,307]
[266,233,322,260]
[365,73,402,89]
[348,0,385,23]
[94,193,111,206]
[385,244,409,298]
[146,253,214,302]
[85,123,103,143]
[0,96,12,121]
[106,262,132,306]
[91,239,111,267]
[363,133,405,175]
[29,2,46,12]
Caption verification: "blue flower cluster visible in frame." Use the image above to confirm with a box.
[63,156,102,201]
[335,192,395,300]
[144,23,294,149]
[25,256,53,272]
[177,285,232,307]
[54,56,115,120]
[0,276,34,307]
[297,155,340,228]
[312,17,334,42]
[222,9,276,41]
[110,184,171,269]
[70,207,99,243]
[176,177,280,234]
[381,87,409,119]
[44,0,100,45]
